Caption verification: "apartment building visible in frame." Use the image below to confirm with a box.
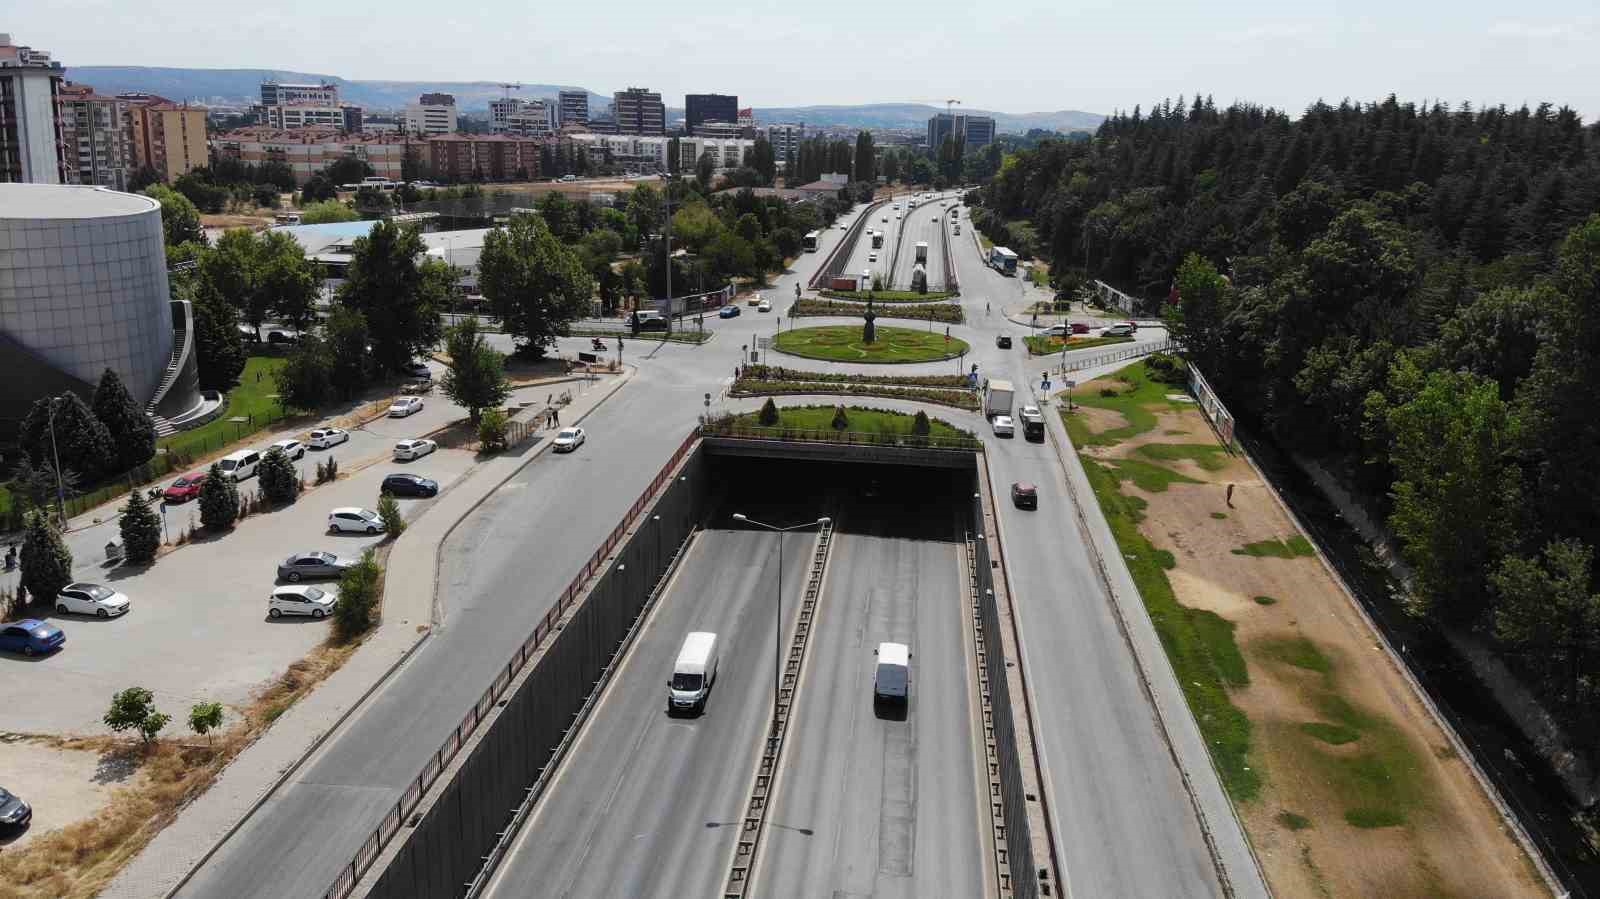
[260,81,339,107]
[421,134,543,181]
[566,133,751,173]
[56,83,132,190]
[121,94,209,181]
[558,89,588,127]
[405,93,457,135]
[0,33,66,183]
[926,112,996,150]
[685,93,737,136]
[210,127,407,185]
[613,87,664,135]
[766,122,805,168]
[255,79,361,132]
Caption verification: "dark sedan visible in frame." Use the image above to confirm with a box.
[1011,481,1039,510]
[0,786,31,833]
[381,473,440,497]
[278,551,355,582]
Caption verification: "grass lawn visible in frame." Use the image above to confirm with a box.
[772,325,969,364]
[819,289,955,303]
[1104,458,1202,493]
[161,357,290,460]
[1232,535,1316,558]
[729,404,970,439]
[1060,361,1190,448]
[1136,443,1231,472]
[1024,334,1134,355]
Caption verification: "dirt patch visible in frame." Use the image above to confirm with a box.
[1079,369,1544,897]
[0,736,122,851]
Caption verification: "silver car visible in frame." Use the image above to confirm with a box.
[278,551,354,582]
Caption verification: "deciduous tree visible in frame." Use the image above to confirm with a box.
[478,214,593,358]
[440,317,509,422]
[339,221,446,373]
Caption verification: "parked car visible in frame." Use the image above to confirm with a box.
[1011,481,1039,509]
[278,551,353,582]
[54,583,131,618]
[991,415,1015,437]
[1071,322,1090,334]
[216,449,262,482]
[1116,320,1139,332]
[269,585,337,620]
[328,507,383,534]
[0,787,32,833]
[995,334,1012,349]
[388,397,424,417]
[402,361,432,380]
[868,252,878,262]
[747,294,762,307]
[719,305,741,319]
[0,619,64,657]
[308,427,350,449]
[381,473,439,497]
[758,299,772,313]
[268,439,306,461]
[1103,323,1136,337]
[163,470,208,503]
[553,427,587,452]
[393,438,437,461]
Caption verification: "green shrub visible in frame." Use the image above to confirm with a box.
[104,687,169,745]
[911,410,931,436]
[758,397,779,426]
[376,493,404,537]
[333,549,382,641]
[478,408,510,452]
[830,406,849,430]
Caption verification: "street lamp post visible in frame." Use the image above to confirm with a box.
[732,513,830,745]
[47,398,66,523]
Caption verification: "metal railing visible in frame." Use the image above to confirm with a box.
[699,422,983,452]
[1057,338,1176,374]
[322,429,701,899]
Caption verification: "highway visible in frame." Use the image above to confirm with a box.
[891,197,952,292]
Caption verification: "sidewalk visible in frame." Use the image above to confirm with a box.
[102,366,635,899]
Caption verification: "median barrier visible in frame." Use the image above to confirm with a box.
[807,197,890,291]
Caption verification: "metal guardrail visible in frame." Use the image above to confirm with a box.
[724,520,835,897]
[808,198,890,291]
[322,430,701,899]
[967,529,1015,899]
[1057,338,1176,374]
[698,423,983,452]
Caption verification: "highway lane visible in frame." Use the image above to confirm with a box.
[756,514,990,899]
[480,525,816,899]
[892,197,952,292]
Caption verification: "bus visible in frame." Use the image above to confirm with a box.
[989,246,1019,275]
[803,230,821,252]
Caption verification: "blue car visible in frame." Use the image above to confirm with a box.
[0,619,65,657]
[718,305,741,319]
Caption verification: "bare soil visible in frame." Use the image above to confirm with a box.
[1084,398,1546,897]
[0,736,123,852]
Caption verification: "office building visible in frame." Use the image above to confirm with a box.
[694,121,742,139]
[0,33,66,183]
[405,93,457,135]
[260,81,339,107]
[503,99,555,137]
[766,122,805,167]
[927,112,996,150]
[56,83,132,190]
[685,93,737,136]
[558,89,588,127]
[255,79,360,132]
[613,87,664,135]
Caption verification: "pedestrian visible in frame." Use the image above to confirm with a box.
[552,407,560,427]
[1226,483,1235,508]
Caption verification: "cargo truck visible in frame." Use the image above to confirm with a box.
[871,230,884,249]
[984,379,1014,418]
[914,241,928,265]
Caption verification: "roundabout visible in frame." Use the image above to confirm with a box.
[771,324,971,364]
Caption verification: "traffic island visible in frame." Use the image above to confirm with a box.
[772,325,970,364]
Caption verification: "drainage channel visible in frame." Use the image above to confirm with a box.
[967,530,1017,899]
[723,519,836,898]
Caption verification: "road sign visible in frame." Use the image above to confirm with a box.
[756,336,771,349]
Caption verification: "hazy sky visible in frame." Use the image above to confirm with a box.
[11,0,1599,118]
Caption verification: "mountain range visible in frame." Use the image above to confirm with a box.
[65,67,1105,134]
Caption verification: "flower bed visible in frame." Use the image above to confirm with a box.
[792,299,963,324]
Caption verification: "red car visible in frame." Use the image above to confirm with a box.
[1070,322,1090,334]
[163,471,207,503]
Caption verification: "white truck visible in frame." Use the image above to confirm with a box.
[873,641,910,705]
[667,632,720,715]
[984,379,1014,419]
[914,241,928,265]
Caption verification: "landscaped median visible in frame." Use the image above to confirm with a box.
[790,299,963,324]
[772,325,969,363]
[819,288,957,303]
[1023,333,1134,355]
[1060,360,1544,897]
[731,365,977,410]
[704,403,980,450]
[568,326,711,345]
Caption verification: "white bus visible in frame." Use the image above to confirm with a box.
[803,230,821,252]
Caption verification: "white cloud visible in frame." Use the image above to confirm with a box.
[1222,23,1314,44]
[1489,21,1588,40]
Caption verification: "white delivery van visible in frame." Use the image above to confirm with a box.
[668,631,720,715]
[874,641,910,705]
[217,449,262,482]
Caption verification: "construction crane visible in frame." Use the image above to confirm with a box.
[946,98,961,117]
[498,83,522,99]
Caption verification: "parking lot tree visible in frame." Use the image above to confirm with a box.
[274,335,334,409]
[188,701,225,744]
[478,408,510,453]
[93,368,156,471]
[441,317,510,423]
[198,461,239,532]
[478,214,593,359]
[324,306,372,398]
[141,184,205,248]
[258,447,300,505]
[299,199,358,224]
[104,687,170,746]
[20,509,73,603]
[377,493,405,538]
[20,392,115,480]
[333,549,382,641]
[118,490,161,564]
[339,220,447,373]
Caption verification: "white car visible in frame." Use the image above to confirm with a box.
[269,585,337,620]
[393,438,437,461]
[54,583,131,618]
[991,415,1015,437]
[389,396,424,417]
[758,299,772,313]
[328,507,383,534]
[552,427,586,453]
[268,439,306,461]
[1102,323,1136,338]
[868,252,878,262]
[1019,405,1043,423]
[895,213,902,220]
[881,216,888,223]
[308,427,350,449]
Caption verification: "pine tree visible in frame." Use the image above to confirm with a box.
[831,406,850,431]
[758,398,779,426]
[20,393,116,480]
[198,462,239,532]
[93,368,157,471]
[258,447,300,505]
[118,490,161,564]
[20,509,73,603]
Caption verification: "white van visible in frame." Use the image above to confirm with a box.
[667,632,719,715]
[217,449,262,482]
[874,642,910,705]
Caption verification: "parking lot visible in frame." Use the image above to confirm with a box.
[1,446,478,737]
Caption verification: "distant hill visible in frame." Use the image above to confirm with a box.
[751,103,1104,134]
[64,66,610,113]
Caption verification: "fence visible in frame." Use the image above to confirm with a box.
[697,421,983,452]
[1056,338,1176,374]
[1187,364,1236,451]
[941,214,959,294]
[325,431,702,899]
[971,490,1039,899]
[1092,279,1141,315]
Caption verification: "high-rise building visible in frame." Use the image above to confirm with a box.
[255,79,360,132]
[405,93,457,135]
[685,93,738,136]
[123,96,209,182]
[489,97,524,132]
[558,89,588,127]
[613,87,664,135]
[56,83,132,190]
[766,122,805,168]
[260,81,339,107]
[0,33,66,184]
[927,113,996,150]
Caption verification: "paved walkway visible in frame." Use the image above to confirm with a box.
[102,367,634,899]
